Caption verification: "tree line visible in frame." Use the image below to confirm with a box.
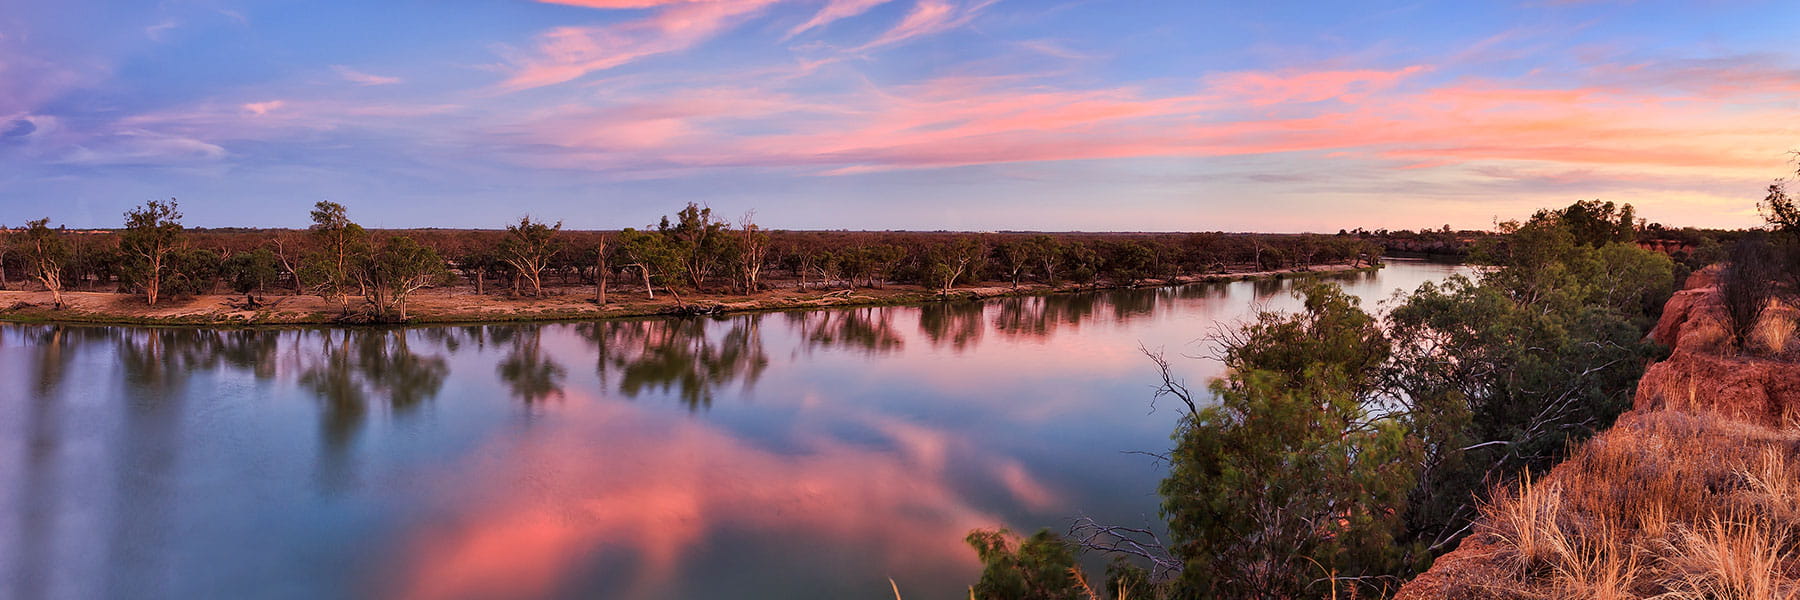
[0,200,1385,321]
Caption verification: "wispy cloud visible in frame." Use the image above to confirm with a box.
[785,0,895,38]
[499,0,781,91]
[241,100,287,116]
[145,19,180,41]
[478,57,1799,182]
[854,0,993,50]
[333,65,403,86]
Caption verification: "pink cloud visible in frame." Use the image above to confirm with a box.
[1206,65,1428,106]
[241,100,286,115]
[385,395,1041,599]
[490,57,1799,181]
[855,0,989,50]
[786,0,894,38]
[500,0,782,91]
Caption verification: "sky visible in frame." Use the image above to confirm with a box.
[1,0,1798,232]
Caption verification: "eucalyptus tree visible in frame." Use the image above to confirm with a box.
[657,203,731,292]
[499,216,562,297]
[593,233,611,305]
[1027,234,1062,285]
[16,218,70,308]
[361,236,450,321]
[618,227,683,303]
[222,248,280,296]
[924,237,984,294]
[0,224,12,290]
[120,198,185,306]
[306,201,369,311]
[735,212,768,293]
[1761,163,1800,294]
[993,240,1033,289]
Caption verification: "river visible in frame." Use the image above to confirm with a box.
[0,260,1468,600]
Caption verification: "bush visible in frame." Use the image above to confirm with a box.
[1720,236,1778,355]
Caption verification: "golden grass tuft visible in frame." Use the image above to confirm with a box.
[1467,409,1800,599]
[1659,516,1791,600]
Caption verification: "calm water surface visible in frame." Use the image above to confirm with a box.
[0,261,1467,600]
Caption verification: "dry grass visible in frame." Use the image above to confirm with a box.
[1475,409,1800,599]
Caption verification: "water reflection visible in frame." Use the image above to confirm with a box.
[785,307,906,356]
[918,301,986,350]
[578,316,768,410]
[0,261,1468,600]
[297,329,450,450]
[490,326,567,404]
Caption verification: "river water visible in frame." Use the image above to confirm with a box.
[0,260,1467,600]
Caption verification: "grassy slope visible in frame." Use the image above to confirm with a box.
[1397,275,1800,600]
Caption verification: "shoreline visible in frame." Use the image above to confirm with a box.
[0,263,1382,329]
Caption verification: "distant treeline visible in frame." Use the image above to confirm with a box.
[0,200,1390,319]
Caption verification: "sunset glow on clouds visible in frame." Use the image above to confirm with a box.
[2,1,1798,230]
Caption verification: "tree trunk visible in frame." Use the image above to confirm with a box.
[146,256,161,306]
[595,242,608,305]
[639,265,654,299]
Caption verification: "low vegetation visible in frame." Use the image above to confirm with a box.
[1464,410,1800,599]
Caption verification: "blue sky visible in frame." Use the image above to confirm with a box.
[2,0,1797,231]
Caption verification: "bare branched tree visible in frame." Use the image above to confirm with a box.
[1068,516,1183,583]
[1139,344,1201,418]
[1721,235,1777,354]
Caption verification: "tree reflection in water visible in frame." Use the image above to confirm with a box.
[297,329,450,451]
[784,307,905,356]
[578,315,768,411]
[990,294,1101,340]
[917,301,985,351]
[488,326,567,404]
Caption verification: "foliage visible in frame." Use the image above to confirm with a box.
[1761,163,1800,296]
[924,237,986,293]
[1161,284,1416,599]
[499,216,563,297]
[119,198,185,305]
[966,528,1083,600]
[305,200,370,308]
[1532,199,1638,248]
[618,227,683,300]
[222,248,280,294]
[15,218,70,307]
[1386,203,1674,561]
[657,203,733,292]
[1100,242,1154,286]
[1719,235,1778,354]
[162,247,221,297]
[361,235,451,321]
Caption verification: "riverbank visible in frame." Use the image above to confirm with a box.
[0,263,1379,327]
[1394,268,1800,600]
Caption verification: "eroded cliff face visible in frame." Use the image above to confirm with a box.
[1395,268,1800,600]
[1634,268,1800,427]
